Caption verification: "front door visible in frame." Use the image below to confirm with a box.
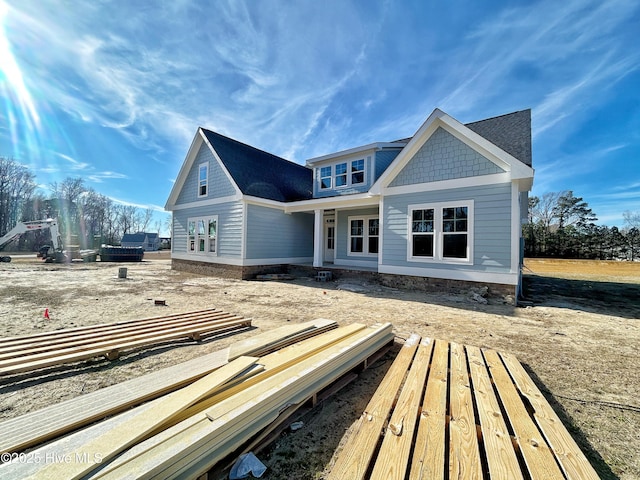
[324,218,335,263]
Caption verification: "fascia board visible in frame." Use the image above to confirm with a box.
[370,108,446,195]
[200,130,243,197]
[438,114,534,180]
[164,132,204,209]
[370,108,533,194]
[305,143,404,167]
[283,193,379,214]
[164,128,243,210]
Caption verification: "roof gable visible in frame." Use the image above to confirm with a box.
[371,109,534,194]
[201,129,313,203]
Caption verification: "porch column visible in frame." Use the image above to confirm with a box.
[313,209,323,267]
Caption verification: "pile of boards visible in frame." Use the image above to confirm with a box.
[0,309,252,376]
[0,318,394,479]
[327,335,600,480]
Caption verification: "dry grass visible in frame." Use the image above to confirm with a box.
[0,256,638,479]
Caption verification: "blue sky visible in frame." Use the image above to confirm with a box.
[1,0,639,235]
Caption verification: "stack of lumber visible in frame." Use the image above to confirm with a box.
[0,318,338,454]
[0,308,252,376]
[0,321,393,480]
[327,336,600,480]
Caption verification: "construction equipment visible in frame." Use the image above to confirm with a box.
[0,218,67,263]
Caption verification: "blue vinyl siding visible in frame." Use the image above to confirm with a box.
[389,127,504,187]
[245,204,313,259]
[172,201,243,258]
[375,149,402,180]
[335,206,380,264]
[382,183,512,272]
[175,142,236,205]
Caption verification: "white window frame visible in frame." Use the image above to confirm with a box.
[198,162,209,198]
[187,215,218,256]
[407,201,474,264]
[347,214,379,257]
[335,162,348,188]
[351,159,365,184]
[319,166,332,190]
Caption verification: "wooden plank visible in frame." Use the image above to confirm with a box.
[483,349,565,480]
[28,356,260,480]
[0,308,223,346]
[326,334,421,480]
[0,313,242,359]
[0,349,229,455]
[0,318,251,375]
[466,345,524,480]
[370,337,433,480]
[0,320,335,454]
[159,323,367,429]
[90,324,394,479]
[499,351,600,479]
[409,339,448,480]
[448,341,482,479]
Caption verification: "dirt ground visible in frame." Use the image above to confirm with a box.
[0,253,638,479]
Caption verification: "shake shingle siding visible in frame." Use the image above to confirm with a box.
[389,127,504,187]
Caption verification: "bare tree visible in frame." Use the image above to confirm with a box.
[0,157,37,235]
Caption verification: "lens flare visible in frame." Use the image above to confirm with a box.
[0,0,42,162]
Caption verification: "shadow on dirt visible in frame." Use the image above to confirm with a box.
[523,274,640,319]
[523,363,620,480]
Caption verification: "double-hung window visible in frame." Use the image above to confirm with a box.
[408,201,473,263]
[198,163,208,197]
[351,159,364,184]
[348,215,379,256]
[335,163,347,187]
[187,216,218,255]
[320,166,332,189]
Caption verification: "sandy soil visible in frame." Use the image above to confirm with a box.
[0,253,638,479]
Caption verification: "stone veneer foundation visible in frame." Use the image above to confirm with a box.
[172,259,518,304]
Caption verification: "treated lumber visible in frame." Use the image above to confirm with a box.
[90,324,394,479]
[409,338,448,480]
[448,341,482,479]
[466,346,524,480]
[28,356,260,480]
[0,320,336,455]
[0,318,251,375]
[499,351,600,480]
[327,334,421,480]
[0,308,223,347]
[484,349,565,480]
[0,313,242,359]
[164,323,367,428]
[229,318,338,359]
[370,337,432,480]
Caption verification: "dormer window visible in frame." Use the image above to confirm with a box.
[335,163,347,187]
[316,158,367,191]
[320,166,332,189]
[351,159,364,184]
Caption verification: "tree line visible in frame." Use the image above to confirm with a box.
[1,156,166,252]
[524,190,639,261]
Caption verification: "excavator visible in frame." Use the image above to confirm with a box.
[0,218,68,263]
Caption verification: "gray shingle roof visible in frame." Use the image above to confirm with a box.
[465,109,532,166]
[201,129,313,202]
